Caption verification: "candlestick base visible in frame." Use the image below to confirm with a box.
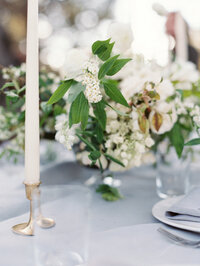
[12,182,55,236]
[36,215,55,228]
[12,222,34,236]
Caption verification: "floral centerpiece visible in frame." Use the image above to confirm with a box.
[49,24,200,199]
[1,23,200,200]
[48,39,133,183]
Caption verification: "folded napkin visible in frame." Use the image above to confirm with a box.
[166,187,200,222]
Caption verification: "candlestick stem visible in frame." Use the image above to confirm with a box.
[12,183,38,236]
[12,183,55,236]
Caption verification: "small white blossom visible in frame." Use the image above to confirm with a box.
[193,116,200,127]
[135,142,146,153]
[145,137,155,148]
[81,60,102,103]
[156,79,175,100]
[55,114,78,150]
[112,135,124,144]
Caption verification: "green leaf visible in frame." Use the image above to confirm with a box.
[169,123,184,158]
[67,82,85,103]
[76,133,96,151]
[69,92,89,129]
[92,39,109,54]
[103,79,130,108]
[104,101,130,117]
[99,42,114,61]
[92,39,114,61]
[93,101,106,130]
[18,111,25,122]
[185,138,200,146]
[105,153,125,167]
[0,82,15,90]
[95,124,104,143]
[182,89,200,99]
[48,79,73,104]
[18,86,26,94]
[8,98,25,111]
[107,58,132,76]
[98,55,119,79]
[96,184,123,201]
[88,150,101,163]
[40,90,52,101]
[76,129,94,137]
[53,105,65,116]
[5,91,19,101]
[41,102,53,115]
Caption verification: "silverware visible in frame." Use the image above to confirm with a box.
[158,227,200,248]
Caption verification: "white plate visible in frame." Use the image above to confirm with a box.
[152,196,200,233]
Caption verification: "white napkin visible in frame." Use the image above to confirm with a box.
[166,187,200,222]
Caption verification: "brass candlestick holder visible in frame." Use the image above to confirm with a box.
[12,182,55,236]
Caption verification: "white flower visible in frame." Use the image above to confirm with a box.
[149,102,177,134]
[96,155,108,170]
[135,142,146,153]
[119,58,162,99]
[145,137,155,147]
[164,60,199,90]
[83,59,99,75]
[193,116,200,127]
[121,144,128,151]
[121,152,127,158]
[134,131,143,141]
[122,159,129,167]
[55,114,78,150]
[156,79,175,100]
[184,102,194,109]
[84,86,102,103]
[78,151,91,166]
[120,76,144,97]
[108,22,133,53]
[62,48,90,79]
[110,121,120,132]
[105,139,112,148]
[112,134,124,144]
[107,109,118,119]
[190,105,200,116]
[132,109,138,120]
[133,119,140,131]
[81,60,102,103]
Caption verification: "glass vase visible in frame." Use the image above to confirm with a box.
[156,147,190,198]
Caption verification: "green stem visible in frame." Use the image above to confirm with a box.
[98,158,104,175]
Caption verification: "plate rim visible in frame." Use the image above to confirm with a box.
[152,196,200,233]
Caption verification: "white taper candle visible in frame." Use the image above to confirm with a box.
[25,0,40,184]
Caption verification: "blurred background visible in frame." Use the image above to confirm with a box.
[0,0,200,71]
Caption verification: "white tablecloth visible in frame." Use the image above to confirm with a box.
[1,153,200,265]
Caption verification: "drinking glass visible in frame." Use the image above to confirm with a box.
[156,148,190,198]
[33,185,90,266]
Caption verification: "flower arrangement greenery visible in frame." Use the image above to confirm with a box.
[48,39,132,174]
[48,34,200,200]
[1,23,200,201]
